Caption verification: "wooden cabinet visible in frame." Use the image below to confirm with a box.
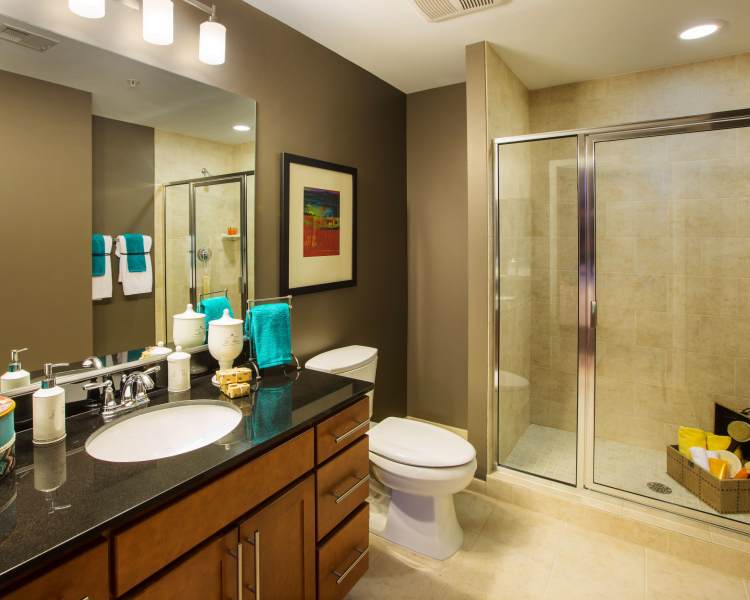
[318,504,370,600]
[315,397,369,464]
[239,476,316,600]
[2,541,108,600]
[130,530,239,600]
[316,436,370,540]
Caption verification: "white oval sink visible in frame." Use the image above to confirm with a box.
[85,400,243,463]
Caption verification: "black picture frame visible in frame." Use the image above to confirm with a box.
[280,153,358,295]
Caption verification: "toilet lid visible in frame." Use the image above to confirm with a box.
[305,345,377,374]
[368,417,476,468]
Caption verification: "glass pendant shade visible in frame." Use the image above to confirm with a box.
[199,20,226,65]
[69,0,105,19]
[143,0,174,46]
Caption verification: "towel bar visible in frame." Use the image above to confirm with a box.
[246,295,299,379]
[199,288,228,302]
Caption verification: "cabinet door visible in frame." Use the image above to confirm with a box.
[2,541,108,600]
[130,529,239,600]
[240,476,316,600]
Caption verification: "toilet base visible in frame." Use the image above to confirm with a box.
[376,490,463,560]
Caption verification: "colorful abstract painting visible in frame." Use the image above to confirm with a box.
[303,187,340,257]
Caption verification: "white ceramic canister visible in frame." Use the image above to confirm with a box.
[207,309,244,371]
[173,304,206,349]
[168,346,191,392]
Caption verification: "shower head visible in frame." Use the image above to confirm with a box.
[201,168,212,177]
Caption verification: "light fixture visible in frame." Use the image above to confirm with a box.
[143,0,174,45]
[233,124,251,132]
[679,22,722,40]
[199,19,226,65]
[68,0,105,19]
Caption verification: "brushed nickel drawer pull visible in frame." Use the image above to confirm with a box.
[333,546,369,585]
[331,473,370,504]
[236,542,243,600]
[333,419,369,444]
[246,530,260,598]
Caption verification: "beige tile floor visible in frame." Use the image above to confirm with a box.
[349,490,750,600]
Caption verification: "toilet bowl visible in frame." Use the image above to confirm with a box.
[306,346,477,560]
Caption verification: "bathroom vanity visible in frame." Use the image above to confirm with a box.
[0,369,372,599]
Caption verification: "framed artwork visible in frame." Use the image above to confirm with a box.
[280,153,357,295]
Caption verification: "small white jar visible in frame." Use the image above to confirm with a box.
[173,304,206,349]
[168,346,191,392]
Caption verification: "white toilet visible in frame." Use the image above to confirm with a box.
[306,346,477,560]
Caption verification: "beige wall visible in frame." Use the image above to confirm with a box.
[5,0,408,418]
[406,83,468,429]
[467,43,530,475]
[0,69,92,370]
[92,116,156,356]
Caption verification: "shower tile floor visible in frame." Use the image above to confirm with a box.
[503,424,750,526]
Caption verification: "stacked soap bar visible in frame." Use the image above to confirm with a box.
[217,367,253,399]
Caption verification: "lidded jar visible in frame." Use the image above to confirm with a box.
[207,309,244,371]
[167,346,191,393]
[173,304,206,349]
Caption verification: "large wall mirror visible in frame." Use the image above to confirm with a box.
[0,15,256,383]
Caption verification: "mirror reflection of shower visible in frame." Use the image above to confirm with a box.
[197,247,213,297]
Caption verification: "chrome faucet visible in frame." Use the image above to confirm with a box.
[82,365,160,420]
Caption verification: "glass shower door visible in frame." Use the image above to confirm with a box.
[496,135,580,485]
[592,124,750,525]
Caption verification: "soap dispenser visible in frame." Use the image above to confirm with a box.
[1,348,31,393]
[33,362,69,446]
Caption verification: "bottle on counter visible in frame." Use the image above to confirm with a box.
[33,362,69,446]
[0,348,31,393]
[168,346,191,393]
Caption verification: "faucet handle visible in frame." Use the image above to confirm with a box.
[83,379,116,411]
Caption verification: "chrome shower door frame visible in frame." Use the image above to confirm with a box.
[493,108,750,532]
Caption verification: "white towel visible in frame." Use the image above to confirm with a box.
[92,235,113,301]
[116,234,153,296]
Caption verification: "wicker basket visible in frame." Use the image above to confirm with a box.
[666,445,750,514]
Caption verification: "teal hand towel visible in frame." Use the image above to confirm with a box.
[92,234,106,277]
[123,233,147,273]
[198,297,234,341]
[249,303,292,369]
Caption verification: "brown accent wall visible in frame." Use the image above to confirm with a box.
[5,0,408,418]
[406,84,468,429]
[0,69,92,371]
[92,116,156,356]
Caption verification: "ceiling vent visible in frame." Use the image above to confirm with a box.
[414,0,501,22]
[0,24,59,52]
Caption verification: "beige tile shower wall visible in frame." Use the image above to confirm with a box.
[154,130,255,342]
[485,45,532,462]
[595,130,750,451]
[527,139,579,433]
[530,54,750,133]
[526,53,750,450]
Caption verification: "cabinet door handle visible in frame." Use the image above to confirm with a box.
[333,546,369,585]
[333,419,369,444]
[331,473,370,505]
[244,530,260,599]
[236,542,243,600]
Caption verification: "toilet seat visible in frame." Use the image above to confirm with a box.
[368,417,475,468]
[369,451,477,496]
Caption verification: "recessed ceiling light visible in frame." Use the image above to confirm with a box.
[679,22,722,40]
[233,124,251,132]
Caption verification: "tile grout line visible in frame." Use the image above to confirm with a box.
[643,547,650,600]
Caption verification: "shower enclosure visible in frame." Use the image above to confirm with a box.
[163,171,254,341]
[494,108,750,531]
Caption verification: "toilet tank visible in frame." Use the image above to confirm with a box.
[305,346,378,416]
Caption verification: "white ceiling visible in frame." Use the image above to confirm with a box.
[243,0,750,93]
[0,15,255,145]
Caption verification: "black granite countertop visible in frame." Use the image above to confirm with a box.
[0,368,373,588]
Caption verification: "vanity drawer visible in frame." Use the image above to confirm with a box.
[2,540,109,600]
[316,396,369,464]
[316,436,370,540]
[113,429,314,597]
[317,503,369,600]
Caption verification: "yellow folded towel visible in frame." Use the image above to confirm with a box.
[679,427,707,458]
[707,434,731,451]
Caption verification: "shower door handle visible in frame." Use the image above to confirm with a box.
[590,300,598,328]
